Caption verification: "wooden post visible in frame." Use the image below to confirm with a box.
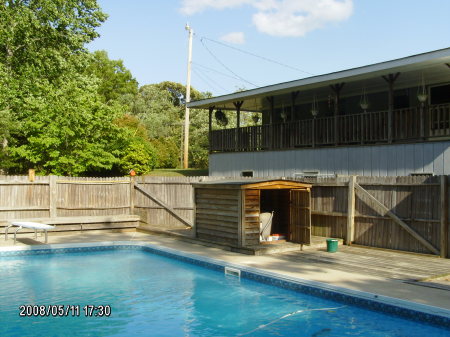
[291,91,299,122]
[233,101,244,151]
[233,101,243,128]
[49,175,57,218]
[440,175,448,258]
[330,83,345,145]
[208,106,214,154]
[28,169,35,182]
[130,175,135,215]
[346,176,356,245]
[208,106,214,133]
[382,73,400,143]
[266,96,274,125]
[312,117,316,148]
[266,96,275,149]
[420,103,425,139]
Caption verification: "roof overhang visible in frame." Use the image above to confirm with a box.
[188,48,450,112]
[193,179,312,190]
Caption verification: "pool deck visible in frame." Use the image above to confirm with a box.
[1,230,450,311]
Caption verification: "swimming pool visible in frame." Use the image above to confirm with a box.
[0,243,449,336]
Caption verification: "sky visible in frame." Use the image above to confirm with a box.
[88,0,450,97]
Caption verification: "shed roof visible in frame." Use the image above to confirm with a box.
[193,179,312,189]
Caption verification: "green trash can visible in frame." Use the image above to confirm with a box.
[326,239,338,253]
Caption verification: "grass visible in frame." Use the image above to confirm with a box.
[146,168,209,177]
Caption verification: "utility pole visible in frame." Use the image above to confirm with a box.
[184,23,193,169]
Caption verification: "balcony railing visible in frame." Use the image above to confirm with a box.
[210,104,450,152]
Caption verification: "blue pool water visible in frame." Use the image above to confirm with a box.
[0,247,449,337]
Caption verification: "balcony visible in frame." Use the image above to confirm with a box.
[210,104,450,152]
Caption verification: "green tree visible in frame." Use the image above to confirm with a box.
[0,1,137,176]
[114,114,159,174]
[87,50,138,104]
[131,81,212,169]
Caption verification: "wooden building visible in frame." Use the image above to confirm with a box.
[188,48,450,177]
[193,179,312,248]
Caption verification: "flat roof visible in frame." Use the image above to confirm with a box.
[193,179,312,189]
[188,47,450,111]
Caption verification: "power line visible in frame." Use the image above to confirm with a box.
[199,37,259,88]
[193,62,245,82]
[192,68,228,94]
[201,36,315,76]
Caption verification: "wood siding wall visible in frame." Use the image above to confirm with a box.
[243,189,260,246]
[209,140,450,177]
[195,188,240,246]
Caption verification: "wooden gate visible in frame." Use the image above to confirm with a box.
[290,189,311,244]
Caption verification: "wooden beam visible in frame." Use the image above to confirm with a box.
[346,176,356,245]
[440,175,448,258]
[233,101,244,128]
[354,182,439,255]
[134,184,193,227]
[382,72,400,143]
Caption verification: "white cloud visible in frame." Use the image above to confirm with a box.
[220,32,246,44]
[253,0,354,37]
[180,0,354,37]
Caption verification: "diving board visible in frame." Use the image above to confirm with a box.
[5,221,55,244]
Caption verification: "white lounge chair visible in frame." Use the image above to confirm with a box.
[5,221,55,244]
[259,212,274,241]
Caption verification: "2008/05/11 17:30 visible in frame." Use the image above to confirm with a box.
[19,305,112,317]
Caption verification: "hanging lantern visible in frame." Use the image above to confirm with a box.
[360,88,370,111]
[417,74,428,103]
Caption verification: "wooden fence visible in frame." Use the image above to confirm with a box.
[0,174,448,258]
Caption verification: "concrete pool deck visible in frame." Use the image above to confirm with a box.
[2,230,450,311]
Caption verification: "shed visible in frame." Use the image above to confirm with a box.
[193,179,312,248]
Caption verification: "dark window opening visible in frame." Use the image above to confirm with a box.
[430,84,450,105]
[241,171,253,177]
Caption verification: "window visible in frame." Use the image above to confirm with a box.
[241,171,253,177]
[430,84,450,105]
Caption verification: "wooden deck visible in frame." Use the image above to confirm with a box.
[138,226,450,283]
[280,245,450,282]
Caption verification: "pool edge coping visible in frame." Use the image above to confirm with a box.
[1,241,450,325]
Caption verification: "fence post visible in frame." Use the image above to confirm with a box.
[130,176,135,215]
[49,175,57,218]
[440,175,448,258]
[346,175,356,245]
